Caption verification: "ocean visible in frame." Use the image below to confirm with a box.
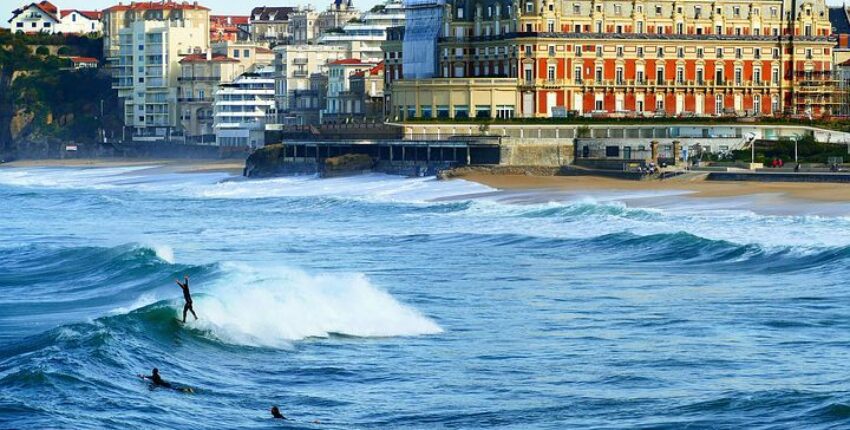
[1,165,850,429]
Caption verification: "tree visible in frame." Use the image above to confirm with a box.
[35,45,50,56]
[57,46,71,56]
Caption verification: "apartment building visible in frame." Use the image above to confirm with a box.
[272,44,347,123]
[214,65,276,148]
[289,7,320,43]
[249,6,295,42]
[325,58,379,121]
[104,1,210,139]
[392,0,837,119]
[318,1,405,61]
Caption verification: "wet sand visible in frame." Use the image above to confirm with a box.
[1,158,245,175]
[461,173,850,203]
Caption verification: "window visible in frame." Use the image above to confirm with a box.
[244,49,250,58]
[717,48,724,59]
[773,48,780,59]
[656,97,664,110]
[754,68,761,84]
[715,94,724,113]
[676,22,683,34]
[573,4,580,14]
[676,67,684,84]
[697,47,704,58]
[616,67,624,84]
[548,20,555,32]
[805,24,812,37]
[806,48,813,59]
[595,66,603,81]
[548,45,555,56]
[614,5,622,15]
[772,67,780,84]
[595,21,602,32]
[616,25,623,33]
[138,44,144,51]
[234,49,240,58]
[637,69,645,83]
[696,68,704,84]
[575,45,582,57]
[596,46,603,57]
[656,67,664,82]
[574,65,582,83]
[695,6,702,17]
[548,65,556,81]
[754,49,761,59]
[637,46,644,58]
[735,48,742,59]
[637,21,644,33]
[772,95,779,113]
[525,2,533,13]
[616,46,623,57]
[733,6,740,16]
[595,98,603,111]
[753,94,761,113]
[72,14,76,22]
[734,67,742,85]
[16,22,22,28]
[715,25,723,34]
[657,46,664,58]
[677,47,684,58]
[655,5,662,15]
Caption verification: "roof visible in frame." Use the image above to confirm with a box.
[830,7,850,36]
[179,53,239,63]
[210,15,250,25]
[105,1,211,12]
[250,6,295,22]
[9,2,60,23]
[351,62,384,78]
[255,47,273,54]
[69,56,98,63]
[61,10,103,20]
[328,58,368,65]
[839,58,850,66]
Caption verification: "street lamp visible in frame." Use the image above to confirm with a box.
[746,132,757,166]
[792,135,799,163]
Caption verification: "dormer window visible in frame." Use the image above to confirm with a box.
[526,2,533,13]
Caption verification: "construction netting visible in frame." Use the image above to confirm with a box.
[402,0,445,79]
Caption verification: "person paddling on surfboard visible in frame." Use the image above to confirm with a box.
[175,274,198,323]
[139,368,194,393]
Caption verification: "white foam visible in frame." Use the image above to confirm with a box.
[184,263,442,348]
[150,244,175,264]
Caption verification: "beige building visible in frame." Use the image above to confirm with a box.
[178,42,274,141]
[315,0,360,35]
[103,1,210,139]
[390,78,519,120]
[289,7,320,43]
[249,6,295,42]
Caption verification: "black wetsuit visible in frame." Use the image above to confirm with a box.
[178,279,198,323]
[151,373,172,389]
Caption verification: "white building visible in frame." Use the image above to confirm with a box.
[9,1,61,33]
[325,58,377,116]
[59,9,102,34]
[317,1,404,62]
[214,65,276,148]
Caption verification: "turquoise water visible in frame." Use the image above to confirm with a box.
[1,166,850,429]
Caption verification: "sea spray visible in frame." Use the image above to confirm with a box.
[185,263,443,347]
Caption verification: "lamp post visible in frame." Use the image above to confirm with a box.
[792,135,799,163]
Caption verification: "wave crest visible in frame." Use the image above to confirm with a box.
[184,263,442,347]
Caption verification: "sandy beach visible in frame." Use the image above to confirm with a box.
[0,158,245,175]
[460,172,850,203]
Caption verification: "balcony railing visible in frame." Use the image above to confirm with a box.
[178,76,222,82]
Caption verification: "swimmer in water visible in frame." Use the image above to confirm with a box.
[140,368,194,393]
[271,406,286,419]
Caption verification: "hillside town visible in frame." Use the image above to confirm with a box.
[5,0,850,177]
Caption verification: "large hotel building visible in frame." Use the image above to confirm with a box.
[392,0,836,119]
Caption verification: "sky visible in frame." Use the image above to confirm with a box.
[5,0,383,17]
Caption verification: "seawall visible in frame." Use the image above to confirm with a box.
[707,171,850,183]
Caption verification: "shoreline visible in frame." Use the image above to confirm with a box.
[0,158,246,175]
[458,172,850,203]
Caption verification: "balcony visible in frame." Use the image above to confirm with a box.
[293,70,309,77]
[293,57,308,65]
[178,76,222,82]
[178,97,215,103]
